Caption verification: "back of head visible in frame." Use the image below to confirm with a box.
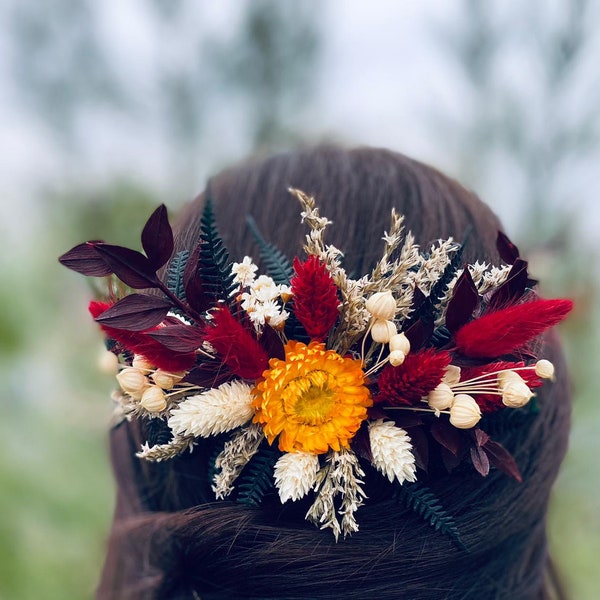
[96,145,571,599]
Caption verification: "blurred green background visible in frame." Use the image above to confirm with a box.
[1,1,598,598]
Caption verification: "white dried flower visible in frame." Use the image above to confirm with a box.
[274,452,319,502]
[252,275,280,302]
[502,382,534,408]
[389,350,406,367]
[278,284,293,303]
[535,359,555,380]
[428,383,455,415]
[140,386,167,413]
[449,394,481,429]
[365,291,396,321]
[389,332,410,355]
[443,365,462,386]
[268,310,289,330]
[231,256,258,287]
[368,420,417,484]
[168,380,254,438]
[370,319,397,343]
[116,368,149,398]
[248,299,282,327]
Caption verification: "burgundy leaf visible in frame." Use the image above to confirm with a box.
[93,243,160,289]
[351,422,372,463]
[472,428,490,447]
[95,294,172,331]
[440,446,462,473]
[445,269,479,334]
[58,242,113,277]
[487,259,530,309]
[259,325,285,360]
[470,445,490,476]
[141,204,174,270]
[496,231,520,265]
[367,406,388,420]
[403,318,434,351]
[483,439,522,482]
[183,362,234,388]
[430,419,463,456]
[147,324,205,353]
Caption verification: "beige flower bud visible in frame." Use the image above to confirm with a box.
[535,359,555,380]
[151,369,185,390]
[497,370,525,389]
[371,319,397,343]
[116,368,148,397]
[389,332,410,355]
[98,351,119,375]
[443,364,461,386]
[366,291,396,321]
[449,394,481,429]
[389,350,406,367]
[132,355,155,371]
[140,386,167,412]
[428,383,455,414]
[502,382,534,408]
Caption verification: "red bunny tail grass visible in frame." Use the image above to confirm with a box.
[203,307,269,380]
[376,349,452,406]
[89,301,196,371]
[291,255,339,341]
[455,298,573,359]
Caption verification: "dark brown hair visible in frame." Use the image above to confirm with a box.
[97,146,570,599]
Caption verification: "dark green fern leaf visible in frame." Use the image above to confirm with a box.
[247,216,294,285]
[405,242,466,328]
[236,443,279,507]
[199,196,236,303]
[394,483,467,551]
[166,250,190,300]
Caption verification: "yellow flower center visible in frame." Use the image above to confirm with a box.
[252,341,372,454]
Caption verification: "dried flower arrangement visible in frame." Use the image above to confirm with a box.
[59,188,572,546]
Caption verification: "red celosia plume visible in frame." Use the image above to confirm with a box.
[376,349,452,406]
[203,307,269,380]
[455,298,573,359]
[89,301,196,371]
[291,256,339,341]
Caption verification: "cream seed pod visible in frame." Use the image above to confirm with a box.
[98,350,119,375]
[502,381,534,408]
[389,350,406,367]
[151,369,185,390]
[132,354,155,371]
[449,394,481,429]
[141,386,167,412]
[116,367,149,399]
[443,365,461,386]
[428,383,455,415]
[366,291,396,321]
[535,359,555,380]
[497,370,525,389]
[371,319,397,343]
[389,332,410,355]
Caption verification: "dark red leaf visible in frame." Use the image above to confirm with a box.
[483,439,522,482]
[148,324,205,352]
[183,361,234,387]
[430,419,463,456]
[141,204,174,270]
[93,243,159,289]
[58,242,113,277]
[445,269,479,333]
[259,324,285,360]
[496,231,520,265]
[403,318,434,351]
[470,445,490,476]
[351,422,372,463]
[440,446,462,473]
[487,259,530,309]
[472,428,490,447]
[406,426,428,472]
[95,294,172,331]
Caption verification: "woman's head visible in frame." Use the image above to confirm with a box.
[96,145,571,599]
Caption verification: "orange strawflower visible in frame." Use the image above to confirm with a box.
[252,341,372,454]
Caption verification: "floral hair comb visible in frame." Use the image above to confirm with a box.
[59,189,572,545]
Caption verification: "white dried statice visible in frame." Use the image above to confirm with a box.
[136,434,195,462]
[168,380,254,438]
[240,274,290,332]
[306,449,366,540]
[274,452,319,502]
[368,420,417,485]
[212,423,264,499]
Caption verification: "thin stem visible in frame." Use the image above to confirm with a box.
[156,280,204,323]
